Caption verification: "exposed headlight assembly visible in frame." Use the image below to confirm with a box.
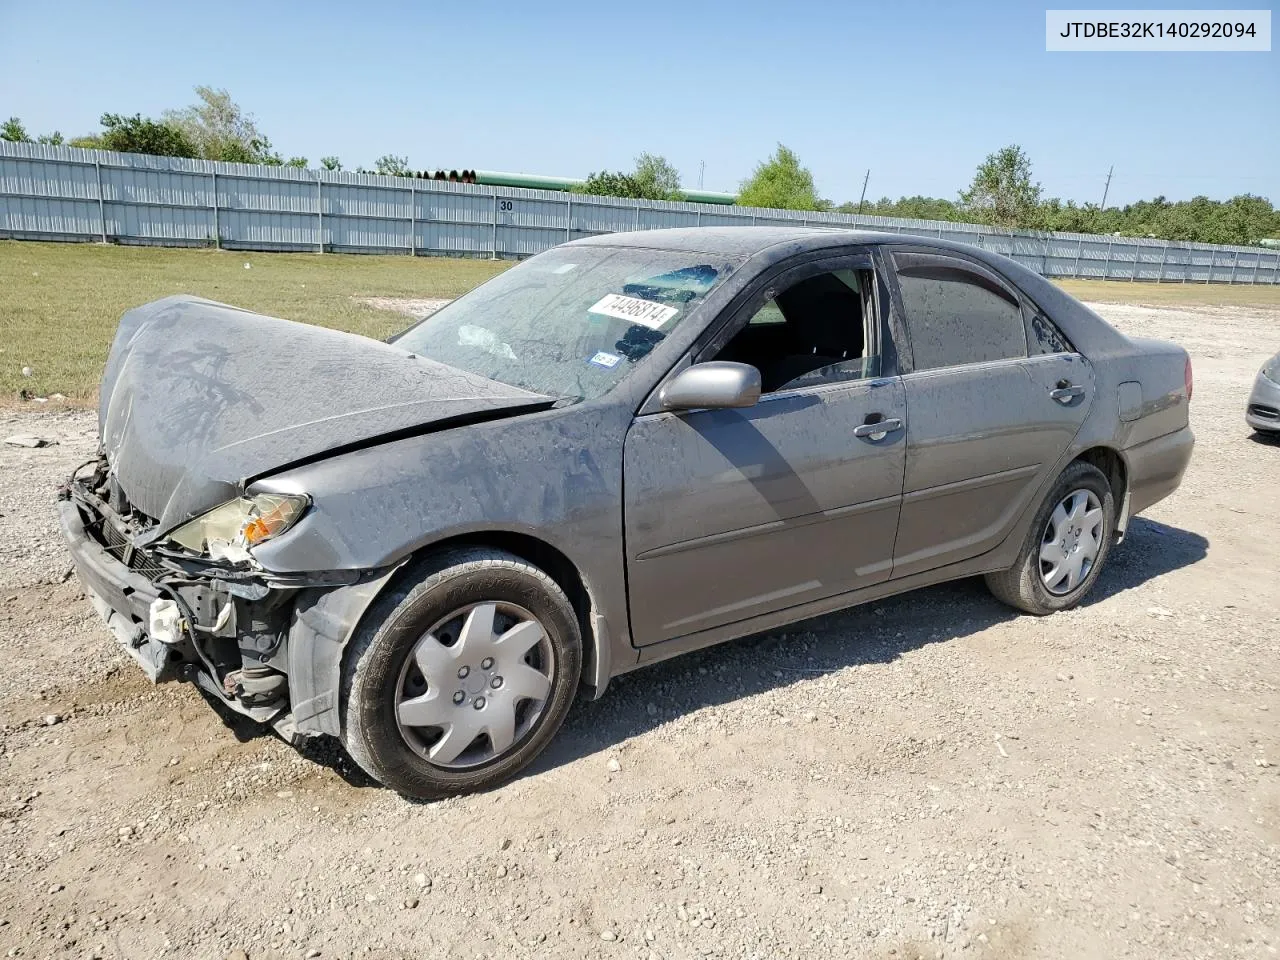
[1264,354,1280,383]
[168,493,309,561]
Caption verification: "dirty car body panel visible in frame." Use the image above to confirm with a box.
[58,227,1194,752]
[97,297,555,530]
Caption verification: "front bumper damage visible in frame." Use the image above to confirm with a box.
[57,461,374,742]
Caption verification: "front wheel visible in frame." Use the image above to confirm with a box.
[985,461,1116,615]
[341,547,581,799]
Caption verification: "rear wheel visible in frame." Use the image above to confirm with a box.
[341,547,581,799]
[985,461,1115,615]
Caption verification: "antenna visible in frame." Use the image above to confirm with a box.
[857,169,871,216]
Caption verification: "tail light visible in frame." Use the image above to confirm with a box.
[1184,356,1194,402]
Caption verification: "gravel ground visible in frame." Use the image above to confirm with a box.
[0,300,1277,960]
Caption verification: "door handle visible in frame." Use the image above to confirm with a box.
[1049,385,1086,404]
[853,417,904,440]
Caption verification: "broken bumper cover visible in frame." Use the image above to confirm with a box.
[58,486,398,740]
[58,495,299,735]
[58,498,173,681]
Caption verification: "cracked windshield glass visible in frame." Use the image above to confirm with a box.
[393,246,742,401]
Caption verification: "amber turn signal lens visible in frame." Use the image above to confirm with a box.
[240,495,307,547]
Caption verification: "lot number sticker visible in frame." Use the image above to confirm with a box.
[588,293,678,330]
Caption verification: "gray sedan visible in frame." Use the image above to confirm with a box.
[1247,351,1280,434]
[59,227,1194,799]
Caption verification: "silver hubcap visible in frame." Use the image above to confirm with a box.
[395,602,554,769]
[1040,489,1105,596]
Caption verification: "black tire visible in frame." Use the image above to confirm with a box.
[984,461,1116,616]
[341,547,581,799]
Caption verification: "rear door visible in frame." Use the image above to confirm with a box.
[888,249,1093,578]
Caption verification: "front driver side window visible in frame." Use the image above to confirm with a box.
[709,268,881,393]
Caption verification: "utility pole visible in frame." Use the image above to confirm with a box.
[1100,165,1114,209]
[856,169,870,215]
[698,160,705,190]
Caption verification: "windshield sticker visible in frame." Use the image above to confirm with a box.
[588,293,679,330]
[588,351,621,369]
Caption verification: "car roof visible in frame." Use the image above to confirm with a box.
[564,225,1022,264]
[566,225,885,258]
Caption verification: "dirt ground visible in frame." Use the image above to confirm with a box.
[1,299,1277,960]
[351,297,452,319]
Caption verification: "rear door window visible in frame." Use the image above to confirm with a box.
[892,254,1028,371]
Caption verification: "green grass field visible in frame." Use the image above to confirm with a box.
[3,241,1278,404]
[0,242,508,402]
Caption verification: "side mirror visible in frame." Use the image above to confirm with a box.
[659,361,762,412]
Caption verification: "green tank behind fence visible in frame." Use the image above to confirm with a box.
[471,169,737,205]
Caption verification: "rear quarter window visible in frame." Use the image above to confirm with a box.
[1027,311,1074,355]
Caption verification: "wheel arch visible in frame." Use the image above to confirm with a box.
[417,530,601,686]
[984,446,1126,615]
[288,526,611,738]
[1071,445,1130,537]
[359,528,601,681]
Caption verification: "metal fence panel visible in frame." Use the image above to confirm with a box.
[108,199,212,243]
[0,141,1275,283]
[1,155,97,201]
[103,165,207,209]
[1,194,99,237]
[568,199,630,234]
[421,187,492,227]
[221,209,317,249]
[222,175,316,215]
[422,219,490,256]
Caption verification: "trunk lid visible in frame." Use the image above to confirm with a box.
[99,296,551,530]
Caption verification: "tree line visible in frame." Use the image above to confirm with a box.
[847,146,1279,248]
[734,143,1277,247]
[2,87,391,174]
[4,90,1275,246]
[589,143,1277,247]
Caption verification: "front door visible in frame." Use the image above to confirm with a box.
[622,255,908,646]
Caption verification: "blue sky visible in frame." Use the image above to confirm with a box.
[1,0,1275,205]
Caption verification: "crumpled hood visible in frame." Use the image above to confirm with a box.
[99,296,550,531]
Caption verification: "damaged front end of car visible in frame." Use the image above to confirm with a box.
[58,295,572,745]
[58,457,362,741]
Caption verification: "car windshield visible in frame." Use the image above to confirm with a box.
[393,246,741,401]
